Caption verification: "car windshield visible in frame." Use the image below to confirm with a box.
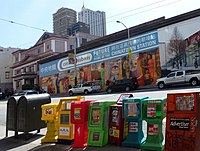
[13,92,25,96]
[13,90,38,96]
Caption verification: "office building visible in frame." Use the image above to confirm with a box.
[78,6,106,37]
[53,7,77,36]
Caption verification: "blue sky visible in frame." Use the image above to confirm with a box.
[0,0,199,49]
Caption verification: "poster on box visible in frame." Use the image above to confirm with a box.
[111,109,119,124]
[129,122,138,132]
[127,103,138,117]
[93,132,100,141]
[74,108,81,119]
[147,104,157,117]
[91,108,101,125]
[170,117,190,130]
[176,96,194,111]
[59,127,70,136]
[44,107,54,115]
[148,124,158,135]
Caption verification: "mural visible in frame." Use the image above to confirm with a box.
[40,48,161,94]
[39,31,161,94]
[164,29,200,73]
[137,49,161,86]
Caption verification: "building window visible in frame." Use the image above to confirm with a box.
[70,45,74,50]
[82,38,87,44]
[5,71,10,79]
[38,48,41,53]
[15,55,19,62]
[46,45,50,50]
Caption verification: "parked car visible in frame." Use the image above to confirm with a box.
[106,78,139,93]
[156,70,200,89]
[68,81,101,96]
[12,90,39,96]
[0,91,5,99]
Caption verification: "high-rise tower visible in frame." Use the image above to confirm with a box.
[78,5,106,37]
[53,7,77,36]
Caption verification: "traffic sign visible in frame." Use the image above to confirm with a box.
[128,47,132,56]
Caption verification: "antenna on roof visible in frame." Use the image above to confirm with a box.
[82,0,85,9]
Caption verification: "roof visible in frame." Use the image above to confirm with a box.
[38,8,200,64]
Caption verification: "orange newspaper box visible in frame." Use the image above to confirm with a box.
[165,92,200,151]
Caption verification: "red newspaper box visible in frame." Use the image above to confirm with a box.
[165,92,200,151]
[71,100,93,148]
[108,94,132,145]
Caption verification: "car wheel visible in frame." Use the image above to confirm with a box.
[158,82,165,89]
[107,88,112,93]
[69,91,73,96]
[125,86,130,92]
[190,79,198,86]
[84,90,89,95]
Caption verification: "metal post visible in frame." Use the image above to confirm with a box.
[74,32,77,86]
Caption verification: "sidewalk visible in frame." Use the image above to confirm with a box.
[0,125,140,151]
[0,85,157,151]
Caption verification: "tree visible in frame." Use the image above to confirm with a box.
[168,27,186,66]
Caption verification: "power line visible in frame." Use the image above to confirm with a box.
[107,0,184,23]
[78,0,185,30]
[0,0,185,48]
[107,0,169,19]
[0,18,47,31]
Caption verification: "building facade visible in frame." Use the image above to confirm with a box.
[78,6,106,37]
[12,32,73,92]
[11,31,100,92]
[68,21,90,36]
[0,47,18,93]
[53,7,77,36]
[39,9,200,94]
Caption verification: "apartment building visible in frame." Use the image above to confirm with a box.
[11,32,73,92]
[0,47,18,93]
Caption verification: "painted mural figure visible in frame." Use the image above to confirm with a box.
[155,49,161,78]
[79,68,85,84]
[147,54,154,82]
[91,64,101,81]
[110,60,120,82]
[141,53,148,76]
[47,77,55,94]
[100,63,105,87]
[54,74,60,94]
[144,69,151,85]
[123,56,130,79]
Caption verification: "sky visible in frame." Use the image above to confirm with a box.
[0,0,200,49]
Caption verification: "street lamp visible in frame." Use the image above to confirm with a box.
[116,21,130,46]
[116,20,132,78]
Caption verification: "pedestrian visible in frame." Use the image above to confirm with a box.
[194,58,198,68]
[179,60,182,69]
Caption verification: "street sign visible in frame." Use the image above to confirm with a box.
[128,48,132,57]
[68,53,74,64]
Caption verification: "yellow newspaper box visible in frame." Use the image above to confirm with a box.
[41,102,59,143]
[57,96,84,141]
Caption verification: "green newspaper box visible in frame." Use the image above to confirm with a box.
[88,100,116,147]
[141,98,167,151]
